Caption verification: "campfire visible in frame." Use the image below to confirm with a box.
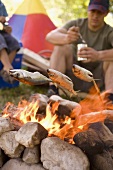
[0,88,113,170]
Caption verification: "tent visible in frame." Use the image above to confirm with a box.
[9,0,56,54]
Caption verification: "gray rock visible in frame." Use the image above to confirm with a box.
[22,145,40,164]
[1,159,46,170]
[0,131,24,158]
[15,122,48,147]
[0,117,14,136]
[41,137,90,170]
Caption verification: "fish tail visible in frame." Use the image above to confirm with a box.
[72,90,80,96]
[69,90,78,100]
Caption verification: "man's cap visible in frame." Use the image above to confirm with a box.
[88,0,109,13]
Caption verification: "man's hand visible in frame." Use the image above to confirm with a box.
[65,26,80,44]
[0,16,6,23]
[3,25,12,34]
[77,47,99,62]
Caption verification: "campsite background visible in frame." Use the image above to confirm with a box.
[0,0,113,111]
[2,0,113,27]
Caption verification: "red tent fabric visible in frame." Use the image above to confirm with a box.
[9,0,56,55]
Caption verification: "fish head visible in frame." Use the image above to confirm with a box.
[72,64,80,74]
[72,64,93,82]
[9,69,24,79]
[47,69,58,81]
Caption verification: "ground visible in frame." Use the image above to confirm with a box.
[0,83,48,113]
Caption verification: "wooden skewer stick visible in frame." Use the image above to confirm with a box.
[92,79,104,104]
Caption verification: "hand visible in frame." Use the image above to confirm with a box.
[77,47,99,62]
[0,16,6,23]
[65,26,80,44]
[3,25,12,34]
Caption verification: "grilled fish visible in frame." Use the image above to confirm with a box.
[72,64,93,82]
[47,69,78,96]
[9,69,52,85]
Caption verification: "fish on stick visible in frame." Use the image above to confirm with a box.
[72,64,94,82]
[9,69,52,85]
[72,64,103,101]
[47,69,79,97]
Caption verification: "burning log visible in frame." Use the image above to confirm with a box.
[89,122,113,147]
[74,109,113,129]
[0,131,24,158]
[73,122,113,169]
[48,95,81,118]
[9,118,23,131]
[1,90,113,169]
[15,122,48,148]
[41,137,90,170]
[89,148,113,170]
[104,119,113,133]
[28,93,49,114]
[73,122,113,155]
[73,126,104,155]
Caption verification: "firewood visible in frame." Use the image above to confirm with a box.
[89,122,113,148]
[28,93,49,115]
[89,148,113,170]
[73,122,113,155]
[48,95,81,119]
[73,127,104,155]
[23,48,50,72]
[104,119,113,134]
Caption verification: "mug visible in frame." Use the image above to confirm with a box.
[77,43,88,61]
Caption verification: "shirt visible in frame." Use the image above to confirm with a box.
[63,18,113,54]
[0,1,8,17]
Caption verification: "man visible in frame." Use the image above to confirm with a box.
[0,1,20,84]
[46,0,113,101]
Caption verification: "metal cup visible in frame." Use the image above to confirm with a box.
[77,43,88,61]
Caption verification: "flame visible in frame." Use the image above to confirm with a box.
[2,88,113,144]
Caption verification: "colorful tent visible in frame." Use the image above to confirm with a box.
[9,0,56,54]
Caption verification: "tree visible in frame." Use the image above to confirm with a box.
[42,0,113,26]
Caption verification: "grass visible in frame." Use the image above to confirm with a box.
[0,83,49,112]
[0,81,80,113]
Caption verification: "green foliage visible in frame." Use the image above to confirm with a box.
[2,0,113,26]
[42,0,113,26]
[110,0,113,12]
[61,0,89,20]
[42,0,89,26]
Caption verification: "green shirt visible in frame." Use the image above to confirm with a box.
[63,18,113,54]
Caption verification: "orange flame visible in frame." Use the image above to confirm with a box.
[2,89,113,143]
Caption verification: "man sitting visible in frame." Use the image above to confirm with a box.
[46,0,113,101]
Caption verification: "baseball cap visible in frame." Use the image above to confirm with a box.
[88,0,109,13]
